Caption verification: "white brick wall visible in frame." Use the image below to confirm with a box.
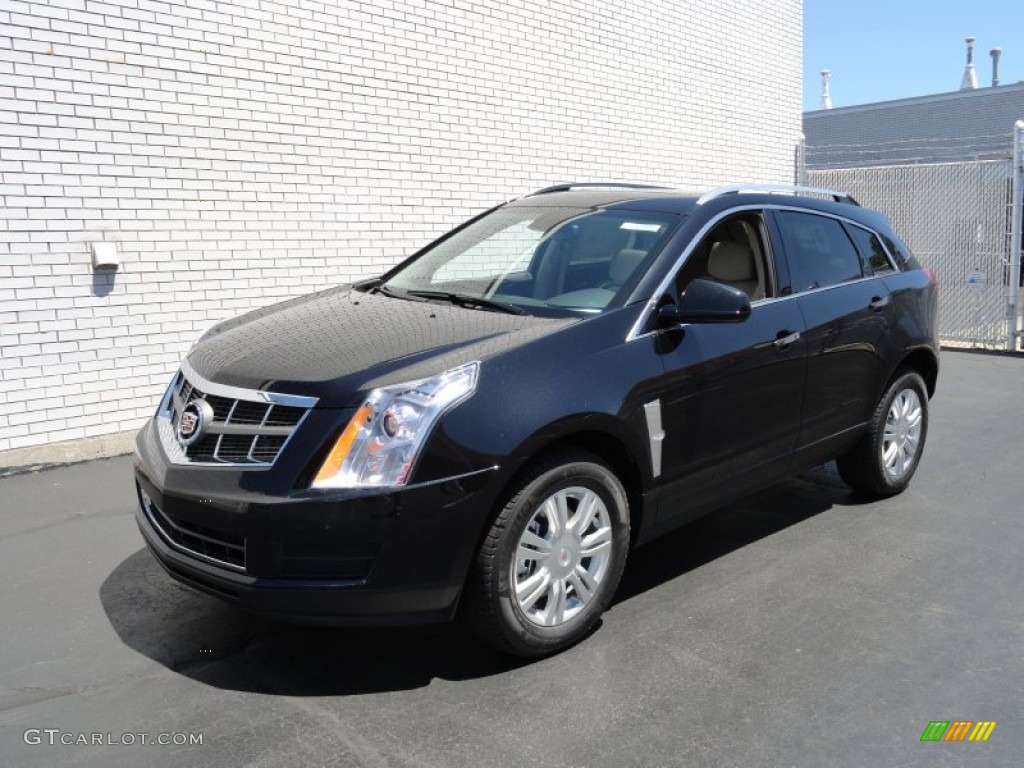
[0,0,802,453]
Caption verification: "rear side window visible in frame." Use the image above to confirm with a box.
[776,211,863,293]
[845,224,895,274]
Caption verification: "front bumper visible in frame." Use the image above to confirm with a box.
[133,419,498,626]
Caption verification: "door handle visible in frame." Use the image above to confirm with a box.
[869,295,890,311]
[773,330,801,350]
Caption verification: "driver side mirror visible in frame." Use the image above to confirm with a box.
[658,278,751,326]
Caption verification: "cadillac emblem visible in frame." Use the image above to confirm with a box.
[176,399,214,446]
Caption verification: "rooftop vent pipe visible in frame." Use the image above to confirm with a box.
[819,69,833,110]
[990,47,1002,87]
[960,36,978,90]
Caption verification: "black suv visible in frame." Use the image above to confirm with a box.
[134,183,939,656]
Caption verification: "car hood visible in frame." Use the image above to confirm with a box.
[185,286,576,405]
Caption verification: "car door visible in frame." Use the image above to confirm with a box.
[652,210,808,526]
[769,209,895,464]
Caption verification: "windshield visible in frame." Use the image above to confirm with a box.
[380,206,678,316]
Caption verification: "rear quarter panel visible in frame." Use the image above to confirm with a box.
[882,268,939,378]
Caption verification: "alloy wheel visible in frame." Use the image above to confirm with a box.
[511,486,613,627]
[881,388,923,479]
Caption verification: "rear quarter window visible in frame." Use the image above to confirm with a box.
[880,233,912,268]
[845,224,895,275]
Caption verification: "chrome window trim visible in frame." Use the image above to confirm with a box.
[625,203,899,342]
[627,273,893,342]
[745,272,891,306]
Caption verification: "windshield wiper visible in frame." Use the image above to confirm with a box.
[404,290,527,315]
[373,284,427,301]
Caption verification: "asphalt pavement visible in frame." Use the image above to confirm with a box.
[1,350,1022,767]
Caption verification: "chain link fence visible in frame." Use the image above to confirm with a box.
[809,159,1016,350]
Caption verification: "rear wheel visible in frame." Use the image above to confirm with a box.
[837,369,928,497]
[465,450,630,657]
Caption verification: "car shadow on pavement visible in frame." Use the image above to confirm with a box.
[100,463,867,696]
[613,462,869,604]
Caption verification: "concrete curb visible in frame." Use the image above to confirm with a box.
[0,431,136,476]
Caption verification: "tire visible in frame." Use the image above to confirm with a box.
[837,369,929,498]
[465,450,630,657]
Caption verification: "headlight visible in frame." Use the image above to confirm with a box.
[311,362,479,489]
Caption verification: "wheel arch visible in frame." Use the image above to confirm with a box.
[536,431,647,540]
[895,346,939,397]
[489,420,652,550]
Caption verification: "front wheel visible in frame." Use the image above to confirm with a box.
[837,369,929,497]
[465,450,630,657]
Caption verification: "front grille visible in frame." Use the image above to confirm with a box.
[140,491,246,572]
[156,361,317,468]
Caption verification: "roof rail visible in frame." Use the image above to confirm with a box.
[696,184,859,206]
[528,182,675,196]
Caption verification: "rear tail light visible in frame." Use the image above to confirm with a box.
[922,267,938,287]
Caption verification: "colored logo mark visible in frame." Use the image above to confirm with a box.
[921,721,997,742]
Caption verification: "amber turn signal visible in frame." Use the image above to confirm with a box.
[313,404,373,484]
